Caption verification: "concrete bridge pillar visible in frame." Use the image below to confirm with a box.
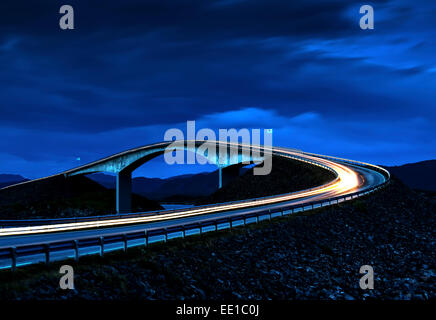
[218,164,242,189]
[116,170,132,213]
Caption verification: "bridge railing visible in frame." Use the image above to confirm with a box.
[300,151,390,181]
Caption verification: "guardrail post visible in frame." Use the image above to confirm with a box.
[123,234,128,252]
[44,244,50,264]
[144,231,148,246]
[99,237,104,257]
[73,240,79,261]
[11,247,16,271]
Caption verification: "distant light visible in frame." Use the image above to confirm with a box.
[76,157,81,161]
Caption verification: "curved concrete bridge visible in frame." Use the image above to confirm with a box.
[62,140,270,213]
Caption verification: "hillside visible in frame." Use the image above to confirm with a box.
[0,175,163,220]
[384,160,436,192]
[197,156,336,204]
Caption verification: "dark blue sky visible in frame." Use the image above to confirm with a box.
[0,0,435,179]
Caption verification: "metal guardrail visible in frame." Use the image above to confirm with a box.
[0,163,390,271]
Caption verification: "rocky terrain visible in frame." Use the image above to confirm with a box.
[0,177,434,300]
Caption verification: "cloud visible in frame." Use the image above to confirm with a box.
[0,0,435,177]
[3,106,434,179]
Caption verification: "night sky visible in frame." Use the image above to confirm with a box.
[0,0,435,179]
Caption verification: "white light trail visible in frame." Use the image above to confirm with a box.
[0,146,360,237]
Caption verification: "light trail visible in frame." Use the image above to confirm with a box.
[0,146,361,237]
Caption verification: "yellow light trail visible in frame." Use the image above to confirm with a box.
[0,146,360,237]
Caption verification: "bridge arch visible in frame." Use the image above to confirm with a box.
[63,141,268,213]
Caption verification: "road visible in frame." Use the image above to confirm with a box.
[0,144,389,269]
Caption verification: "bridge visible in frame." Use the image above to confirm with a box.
[63,140,269,213]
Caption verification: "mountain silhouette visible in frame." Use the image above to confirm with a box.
[0,174,28,189]
[87,171,220,201]
[384,160,436,192]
